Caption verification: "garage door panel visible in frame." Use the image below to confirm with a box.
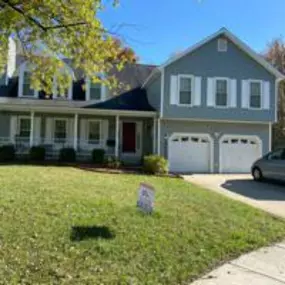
[220,136,262,173]
[169,134,212,173]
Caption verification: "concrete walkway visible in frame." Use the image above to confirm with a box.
[191,241,285,285]
[183,174,285,219]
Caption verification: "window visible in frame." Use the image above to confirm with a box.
[88,121,101,144]
[23,72,35,97]
[18,118,31,137]
[53,78,72,99]
[54,119,67,143]
[215,79,228,107]
[249,81,262,108]
[178,76,192,105]
[218,38,228,52]
[90,82,102,101]
[268,149,285,160]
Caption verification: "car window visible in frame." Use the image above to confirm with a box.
[268,149,285,160]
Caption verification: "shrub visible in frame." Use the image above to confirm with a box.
[92,149,105,164]
[29,146,46,162]
[59,148,76,162]
[0,144,15,162]
[143,155,168,175]
[105,156,121,169]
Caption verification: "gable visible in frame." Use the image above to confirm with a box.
[161,28,284,79]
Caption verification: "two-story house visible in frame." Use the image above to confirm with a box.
[0,28,283,173]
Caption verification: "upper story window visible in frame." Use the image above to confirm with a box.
[54,119,67,143]
[218,38,228,52]
[178,75,193,105]
[53,77,73,100]
[249,81,262,109]
[215,78,228,107]
[86,78,106,101]
[18,64,38,98]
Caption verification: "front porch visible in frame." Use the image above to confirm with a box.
[0,110,157,163]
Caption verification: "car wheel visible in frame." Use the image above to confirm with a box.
[252,167,263,181]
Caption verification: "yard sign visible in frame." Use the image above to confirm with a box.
[137,183,155,214]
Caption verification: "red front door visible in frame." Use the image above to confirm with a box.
[122,122,136,153]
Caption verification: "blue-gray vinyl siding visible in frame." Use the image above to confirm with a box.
[160,119,269,173]
[163,36,276,122]
[146,75,161,112]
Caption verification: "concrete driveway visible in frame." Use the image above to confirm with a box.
[183,174,285,219]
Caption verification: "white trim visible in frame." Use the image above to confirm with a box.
[159,28,285,79]
[177,74,195,107]
[218,134,262,173]
[157,119,161,155]
[160,69,164,117]
[120,120,143,157]
[85,77,105,102]
[29,111,34,147]
[73,113,78,150]
[17,115,31,139]
[153,118,157,154]
[161,117,272,125]
[269,123,272,152]
[53,77,73,100]
[168,132,214,173]
[212,77,230,108]
[247,79,263,110]
[115,115,119,158]
[53,117,68,143]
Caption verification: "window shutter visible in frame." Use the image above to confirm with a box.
[80,119,87,143]
[263,81,270,110]
[34,117,41,145]
[68,118,74,146]
[193,77,202,106]
[101,120,109,148]
[45,118,53,143]
[241,80,249,108]
[10,116,17,143]
[170,75,178,105]
[207,78,214,106]
[229,79,237,107]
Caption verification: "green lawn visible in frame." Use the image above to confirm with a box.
[1,166,285,284]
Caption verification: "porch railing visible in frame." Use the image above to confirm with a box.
[0,136,115,160]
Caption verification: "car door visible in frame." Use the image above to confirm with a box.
[265,149,285,181]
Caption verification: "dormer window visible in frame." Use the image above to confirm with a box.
[86,78,106,101]
[218,38,228,52]
[53,77,73,100]
[18,63,38,98]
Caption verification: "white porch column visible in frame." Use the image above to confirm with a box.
[153,118,157,154]
[115,115,119,158]
[29,111,34,147]
[73,113,78,150]
[157,119,161,155]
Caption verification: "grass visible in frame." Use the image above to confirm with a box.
[0,166,285,285]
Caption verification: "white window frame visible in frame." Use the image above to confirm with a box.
[248,79,263,110]
[52,77,73,100]
[53,118,68,143]
[87,119,102,145]
[177,74,194,106]
[213,77,230,108]
[17,116,31,138]
[85,77,106,102]
[218,38,228,52]
[18,63,38,98]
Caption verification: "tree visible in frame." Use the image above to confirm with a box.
[0,0,137,94]
[265,39,285,148]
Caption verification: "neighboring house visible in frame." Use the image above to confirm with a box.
[0,27,283,173]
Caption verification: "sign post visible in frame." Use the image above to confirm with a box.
[137,183,155,214]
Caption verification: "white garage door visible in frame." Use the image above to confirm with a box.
[220,135,262,173]
[168,134,212,173]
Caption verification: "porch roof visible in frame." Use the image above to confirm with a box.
[84,87,155,112]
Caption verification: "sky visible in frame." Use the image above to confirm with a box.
[100,0,285,65]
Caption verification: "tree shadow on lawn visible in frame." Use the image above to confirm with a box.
[70,226,115,241]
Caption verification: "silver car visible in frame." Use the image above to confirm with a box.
[251,148,285,182]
